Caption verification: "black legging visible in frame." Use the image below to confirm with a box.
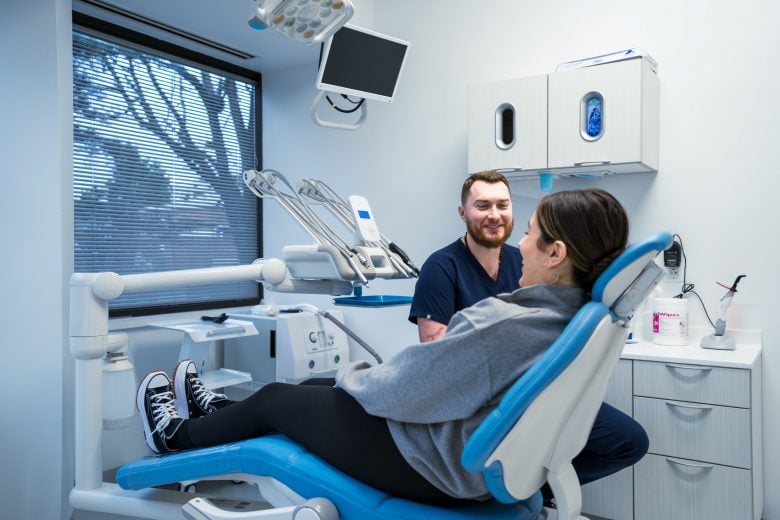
[172,380,647,505]
[172,379,457,505]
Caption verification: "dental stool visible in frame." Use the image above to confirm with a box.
[117,232,673,520]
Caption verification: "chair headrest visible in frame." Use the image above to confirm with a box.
[591,231,674,320]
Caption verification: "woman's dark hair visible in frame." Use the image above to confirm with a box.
[535,189,629,292]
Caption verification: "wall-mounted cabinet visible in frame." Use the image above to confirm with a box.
[467,74,548,173]
[468,57,659,181]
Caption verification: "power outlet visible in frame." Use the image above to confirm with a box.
[663,239,682,281]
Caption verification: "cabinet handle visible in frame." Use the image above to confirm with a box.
[665,458,714,470]
[573,161,611,166]
[664,401,713,411]
[205,326,246,337]
[664,363,712,372]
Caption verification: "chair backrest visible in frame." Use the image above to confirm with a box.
[461,231,672,503]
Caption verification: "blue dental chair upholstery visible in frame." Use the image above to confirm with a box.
[117,232,673,520]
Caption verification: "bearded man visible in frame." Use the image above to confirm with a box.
[409,170,522,342]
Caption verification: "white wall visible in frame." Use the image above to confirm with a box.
[262,0,780,517]
[0,0,73,518]
[1,0,777,517]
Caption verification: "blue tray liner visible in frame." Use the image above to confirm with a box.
[333,295,413,307]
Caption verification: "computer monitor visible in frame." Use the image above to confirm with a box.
[316,24,410,104]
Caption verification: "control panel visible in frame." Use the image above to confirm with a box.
[225,310,350,398]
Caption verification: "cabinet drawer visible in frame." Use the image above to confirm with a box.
[633,360,750,407]
[635,454,752,520]
[634,396,751,468]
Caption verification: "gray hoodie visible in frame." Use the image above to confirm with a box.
[335,284,585,500]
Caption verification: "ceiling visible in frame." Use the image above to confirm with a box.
[72,0,322,73]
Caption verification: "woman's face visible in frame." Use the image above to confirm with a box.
[518,212,550,287]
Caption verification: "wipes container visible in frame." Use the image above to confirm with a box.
[652,298,689,345]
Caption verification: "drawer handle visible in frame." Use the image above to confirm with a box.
[665,458,714,470]
[664,401,713,411]
[664,363,712,372]
[574,161,611,166]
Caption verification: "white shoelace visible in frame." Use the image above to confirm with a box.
[190,376,227,409]
[148,390,178,439]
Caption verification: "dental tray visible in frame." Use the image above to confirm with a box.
[333,295,413,307]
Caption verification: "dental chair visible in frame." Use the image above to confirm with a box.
[115,231,672,520]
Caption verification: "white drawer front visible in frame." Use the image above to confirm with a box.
[634,360,749,407]
[635,454,752,520]
[635,396,751,468]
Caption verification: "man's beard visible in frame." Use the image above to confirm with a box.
[466,219,514,248]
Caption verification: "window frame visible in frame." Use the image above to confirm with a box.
[73,12,264,318]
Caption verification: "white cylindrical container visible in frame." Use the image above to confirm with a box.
[102,333,137,429]
[652,298,689,346]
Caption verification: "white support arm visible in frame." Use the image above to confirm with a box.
[310,90,367,131]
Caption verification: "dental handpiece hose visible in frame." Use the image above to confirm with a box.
[263,303,383,364]
[319,309,383,365]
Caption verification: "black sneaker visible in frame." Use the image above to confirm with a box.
[174,359,231,419]
[137,371,183,454]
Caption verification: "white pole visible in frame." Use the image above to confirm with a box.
[70,274,110,491]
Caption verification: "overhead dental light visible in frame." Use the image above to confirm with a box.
[248,0,354,44]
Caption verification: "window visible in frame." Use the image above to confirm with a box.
[73,24,262,316]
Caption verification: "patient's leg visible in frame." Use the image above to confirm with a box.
[573,402,649,485]
[171,381,457,504]
[540,402,648,500]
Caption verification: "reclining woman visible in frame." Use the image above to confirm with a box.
[138,188,648,505]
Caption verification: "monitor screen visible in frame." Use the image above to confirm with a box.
[316,25,410,103]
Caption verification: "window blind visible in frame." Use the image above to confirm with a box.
[73,30,261,315]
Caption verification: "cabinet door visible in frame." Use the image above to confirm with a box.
[635,454,752,520]
[633,360,750,408]
[634,396,751,468]
[548,59,658,170]
[467,74,547,173]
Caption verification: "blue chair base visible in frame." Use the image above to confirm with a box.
[117,434,543,520]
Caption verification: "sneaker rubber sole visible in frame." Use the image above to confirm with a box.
[137,370,171,454]
[174,359,195,418]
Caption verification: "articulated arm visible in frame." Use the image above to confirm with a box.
[243,169,419,287]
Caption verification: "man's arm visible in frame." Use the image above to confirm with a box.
[417,317,448,343]
[408,243,458,342]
